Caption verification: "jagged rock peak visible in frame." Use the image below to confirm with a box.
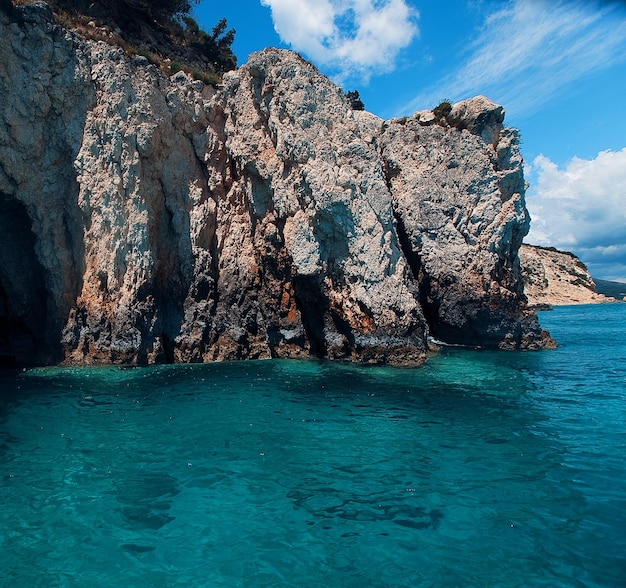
[448,95,505,145]
[0,5,553,367]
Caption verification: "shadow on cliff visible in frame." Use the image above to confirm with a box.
[0,195,48,367]
[0,2,89,367]
[0,189,86,369]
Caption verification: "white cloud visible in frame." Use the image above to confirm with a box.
[402,0,626,117]
[260,0,418,81]
[525,148,626,280]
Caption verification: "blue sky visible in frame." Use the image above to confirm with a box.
[194,0,626,281]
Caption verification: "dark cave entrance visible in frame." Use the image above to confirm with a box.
[292,274,328,358]
[0,194,49,367]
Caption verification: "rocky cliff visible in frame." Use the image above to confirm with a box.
[0,1,553,366]
[520,244,614,306]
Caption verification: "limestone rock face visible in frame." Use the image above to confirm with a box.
[216,50,426,364]
[0,3,552,366]
[520,244,613,306]
[381,98,547,349]
[0,1,93,364]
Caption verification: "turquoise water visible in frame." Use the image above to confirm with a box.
[1,305,625,587]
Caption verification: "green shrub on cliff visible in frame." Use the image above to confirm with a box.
[47,0,237,76]
[433,99,452,121]
[183,16,237,72]
[53,0,198,20]
[345,90,365,111]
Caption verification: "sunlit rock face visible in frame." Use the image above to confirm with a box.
[381,97,549,349]
[520,244,613,306]
[0,2,552,366]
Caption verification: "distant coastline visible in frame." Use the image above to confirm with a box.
[594,279,626,300]
[521,244,625,306]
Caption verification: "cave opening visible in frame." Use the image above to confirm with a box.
[292,274,328,358]
[0,194,50,367]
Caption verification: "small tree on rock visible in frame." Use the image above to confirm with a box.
[345,90,365,111]
[433,99,453,121]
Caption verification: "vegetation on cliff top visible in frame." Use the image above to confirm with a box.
[345,90,365,111]
[15,0,237,84]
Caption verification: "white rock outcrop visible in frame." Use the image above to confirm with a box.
[0,2,553,366]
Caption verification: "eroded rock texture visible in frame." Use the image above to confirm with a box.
[520,244,613,306]
[381,98,548,349]
[0,2,552,366]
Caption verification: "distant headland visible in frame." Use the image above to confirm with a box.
[520,244,625,307]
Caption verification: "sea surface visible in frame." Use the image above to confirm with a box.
[1,304,625,587]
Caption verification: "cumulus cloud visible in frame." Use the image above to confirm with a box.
[525,148,626,281]
[260,0,418,81]
[402,0,626,117]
